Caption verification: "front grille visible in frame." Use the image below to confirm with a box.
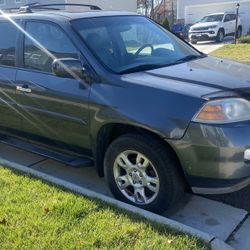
[192,27,209,31]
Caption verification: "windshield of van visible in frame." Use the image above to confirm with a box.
[72,16,202,74]
[200,14,224,23]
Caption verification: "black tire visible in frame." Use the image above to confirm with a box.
[216,29,224,43]
[190,40,197,44]
[104,134,185,214]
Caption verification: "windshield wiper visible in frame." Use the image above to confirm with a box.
[176,54,206,63]
[119,64,163,74]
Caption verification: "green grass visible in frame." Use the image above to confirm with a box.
[0,167,208,250]
[211,44,250,62]
[238,36,250,44]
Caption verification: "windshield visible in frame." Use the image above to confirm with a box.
[200,14,224,23]
[72,16,201,74]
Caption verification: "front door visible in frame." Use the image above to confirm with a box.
[16,21,91,153]
[0,20,22,132]
[224,14,233,35]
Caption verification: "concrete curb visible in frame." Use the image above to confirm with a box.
[0,158,234,249]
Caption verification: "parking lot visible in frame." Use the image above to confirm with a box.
[1,142,250,249]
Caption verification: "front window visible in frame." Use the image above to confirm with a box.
[200,15,224,23]
[72,16,201,74]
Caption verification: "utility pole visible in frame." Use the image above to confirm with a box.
[171,0,174,27]
[234,3,240,44]
[163,0,166,18]
[151,0,154,18]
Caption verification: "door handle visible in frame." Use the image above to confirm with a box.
[16,85,32,94]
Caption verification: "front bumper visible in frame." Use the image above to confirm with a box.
[189,31,217,41]
[168,121,250,194]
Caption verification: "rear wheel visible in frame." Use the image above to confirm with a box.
[104,134,185,214]
[190,40,197,44]
[237,27,242,39]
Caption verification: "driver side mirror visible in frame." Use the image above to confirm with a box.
[52,58,85,79]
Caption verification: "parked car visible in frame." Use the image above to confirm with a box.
[172,23,192,40]
[189,11,242,44]
[1,4,250,214]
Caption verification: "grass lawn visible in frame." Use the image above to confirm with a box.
[211,44,250,62]
[0,167,208,250]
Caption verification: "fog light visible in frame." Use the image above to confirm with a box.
[244,149,250,161]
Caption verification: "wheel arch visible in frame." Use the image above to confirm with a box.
[94,123,188,188]
[218,27,225,34]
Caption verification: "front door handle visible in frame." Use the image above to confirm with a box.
[16,85,32,94]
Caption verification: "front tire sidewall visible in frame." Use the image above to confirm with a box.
[104,135,181,213]
[217,30,224,43]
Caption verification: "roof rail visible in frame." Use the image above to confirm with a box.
[0,7,19,14]
[0,2,38,13]
[19,3,102,13]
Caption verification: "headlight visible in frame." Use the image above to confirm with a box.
[207,25,218,29]
[193,98,250,124]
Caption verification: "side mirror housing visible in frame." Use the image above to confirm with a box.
[52,58,84,79]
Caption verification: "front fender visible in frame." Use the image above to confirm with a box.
[89,81,205,141]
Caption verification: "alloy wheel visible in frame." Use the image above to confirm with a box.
[113,150,160,205]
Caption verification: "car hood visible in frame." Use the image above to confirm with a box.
[191,22,220,29]
[123,56,250,98]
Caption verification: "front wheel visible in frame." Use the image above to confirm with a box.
[216,30,224,43]
[104,134,185,214]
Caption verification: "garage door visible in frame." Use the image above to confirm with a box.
[185,2,250,35]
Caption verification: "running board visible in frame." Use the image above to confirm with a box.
[0,135,93,168]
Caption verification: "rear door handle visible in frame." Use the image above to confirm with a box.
[16,85,32,94]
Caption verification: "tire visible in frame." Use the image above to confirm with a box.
[216,29,224,43]
[237,27,242,39]
[190,40,197,44]
[104,134,185,214]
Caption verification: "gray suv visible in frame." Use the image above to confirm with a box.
[0,4,250,213]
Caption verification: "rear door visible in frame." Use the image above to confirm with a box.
[0,20,22,132]
[15,20,91,152]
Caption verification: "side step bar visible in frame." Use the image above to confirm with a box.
[0,135,93,168]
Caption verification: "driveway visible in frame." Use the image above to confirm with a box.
[191,36,234,54]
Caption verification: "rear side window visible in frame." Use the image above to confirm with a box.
[0,22,18,67]
[24,21,79,73]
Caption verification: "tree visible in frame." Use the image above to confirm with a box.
[161,17,170,30]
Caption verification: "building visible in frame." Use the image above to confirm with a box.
[177,0,250,35]
[0,0,137,12]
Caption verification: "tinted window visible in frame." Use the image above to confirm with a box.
[24,22,79,73]
[0,22,18,67]
[224,14,231,22]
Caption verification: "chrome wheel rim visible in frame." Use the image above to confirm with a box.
[219,32,224,42]
[113,150,160,205]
